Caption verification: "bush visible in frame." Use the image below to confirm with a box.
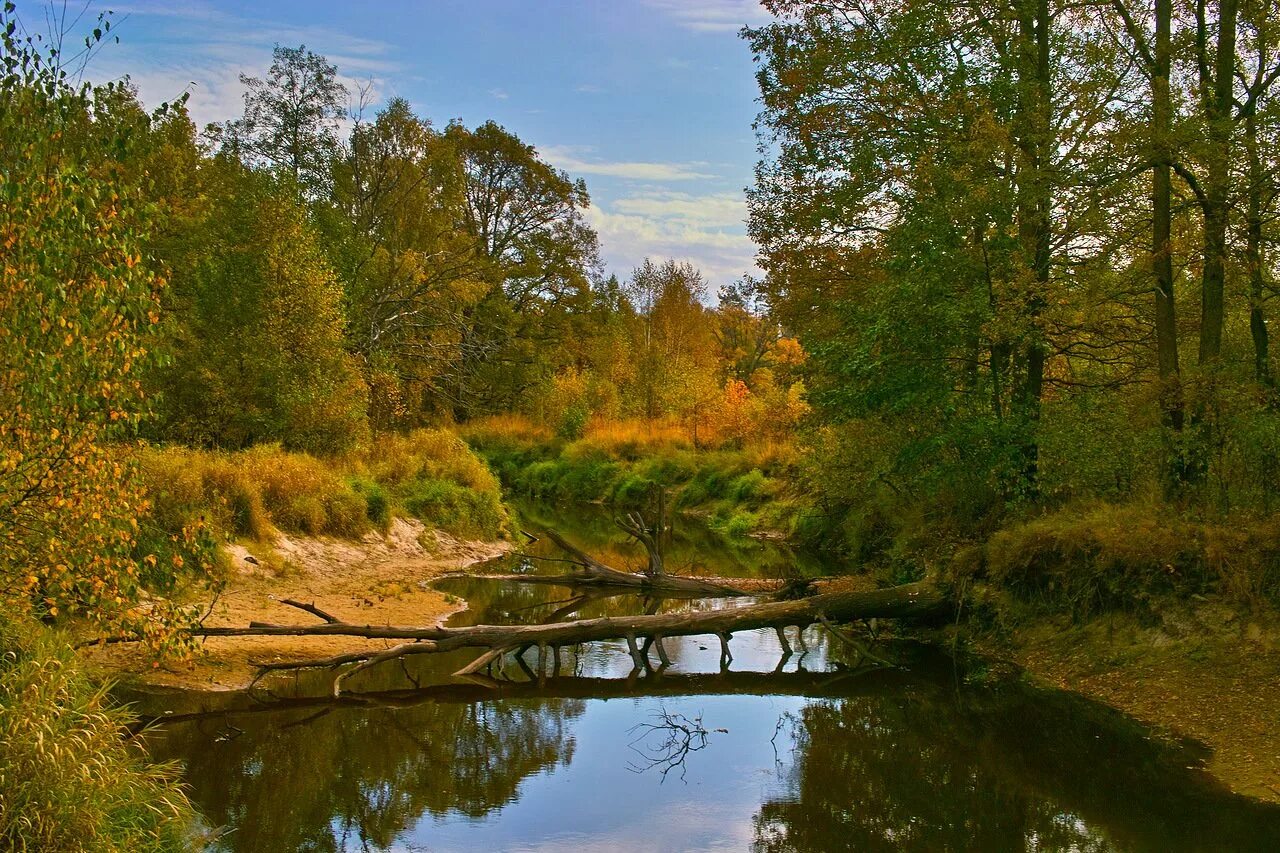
[0,609,197,852]
[400,478,507,540]
[349,477,391,530]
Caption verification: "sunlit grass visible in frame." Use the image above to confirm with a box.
[140,429,510,545]
[0,608,199,852]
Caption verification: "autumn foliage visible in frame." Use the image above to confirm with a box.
[0,9,214,646]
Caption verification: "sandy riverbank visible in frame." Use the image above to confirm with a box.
[84,518,510,691]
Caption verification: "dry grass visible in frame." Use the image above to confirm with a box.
[457,413,552,444]
[980,501,1280,613]
[140,430,509,545]
[0,608,196,852]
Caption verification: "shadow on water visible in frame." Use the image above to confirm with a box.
[130,516,1280,852]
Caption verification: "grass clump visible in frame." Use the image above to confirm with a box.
[0,608,198,852]
[363,429,510,540]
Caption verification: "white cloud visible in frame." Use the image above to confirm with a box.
[542,145,717,182]
[586,193,759,289]
[489,87,509,100]
[642,0,772,33]
[575,83,605,94]
[613,191,748,229]
[86,2,399,128]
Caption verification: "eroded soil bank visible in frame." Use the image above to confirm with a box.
[978,601,1280,804]
[84,518,509,691]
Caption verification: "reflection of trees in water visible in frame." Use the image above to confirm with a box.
[508,499,824,579]
[754,689,1280,853]
[151,697,584,852]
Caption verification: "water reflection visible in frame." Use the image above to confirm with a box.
[753,686,1280,852]
[508,498,827,579]
[155,695,583,851]
[141,635,1280,852]
[131,524,1280,852]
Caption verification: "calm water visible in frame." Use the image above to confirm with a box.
[132,508,1280,852]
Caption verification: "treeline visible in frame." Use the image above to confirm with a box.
[116,45,806,453]
[748,0,1280,558]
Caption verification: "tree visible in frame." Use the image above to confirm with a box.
[216,44,348,197]
[748,0,1149,503]
[442,120,601,418]
[154,161,368,454]
[0,5,213,639]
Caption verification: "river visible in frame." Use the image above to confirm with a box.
[129,503,1280,851]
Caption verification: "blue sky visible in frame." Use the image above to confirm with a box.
[81,0,772,290]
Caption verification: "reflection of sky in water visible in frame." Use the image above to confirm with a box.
[135,525,1280,853]
[414,694,798,853]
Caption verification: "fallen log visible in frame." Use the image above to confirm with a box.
[226,580,950,695]
[517,529,750,597]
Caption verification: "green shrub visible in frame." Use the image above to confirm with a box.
[349,477,391,530]
[556,403,590,441]
[0,608,197,852]
[729,469,769,503]
[401,477,507,540]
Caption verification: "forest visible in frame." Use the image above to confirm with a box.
[2,0,1280,850]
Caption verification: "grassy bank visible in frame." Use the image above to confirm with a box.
[459,416,812,541]
[0,607,197,852]
[140,429,511,563]
[943,501,1280,621]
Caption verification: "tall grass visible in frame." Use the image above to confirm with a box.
[0,607,197,852]
[140,429,510,545]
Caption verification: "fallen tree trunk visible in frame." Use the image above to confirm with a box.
[516,529,750,597]
[216,580,951,694]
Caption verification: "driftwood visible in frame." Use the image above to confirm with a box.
[194,580,950,695]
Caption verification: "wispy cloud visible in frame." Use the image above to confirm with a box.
[614,190,747,229]
[87,1,398,128]
[489,87,509,100]
[543,145,716,182]
[575,83,605,94]
[642,0,771,33]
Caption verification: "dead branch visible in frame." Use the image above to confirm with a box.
[277,598,339,623]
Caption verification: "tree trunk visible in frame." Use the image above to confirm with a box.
[1197,0,1239,367]
[1013,0,1053,496]
[1152,0,1187,490]
[119,581,950,695]
[1245,106,1273,390]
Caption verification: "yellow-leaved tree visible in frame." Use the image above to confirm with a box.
[0,7,215,647]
